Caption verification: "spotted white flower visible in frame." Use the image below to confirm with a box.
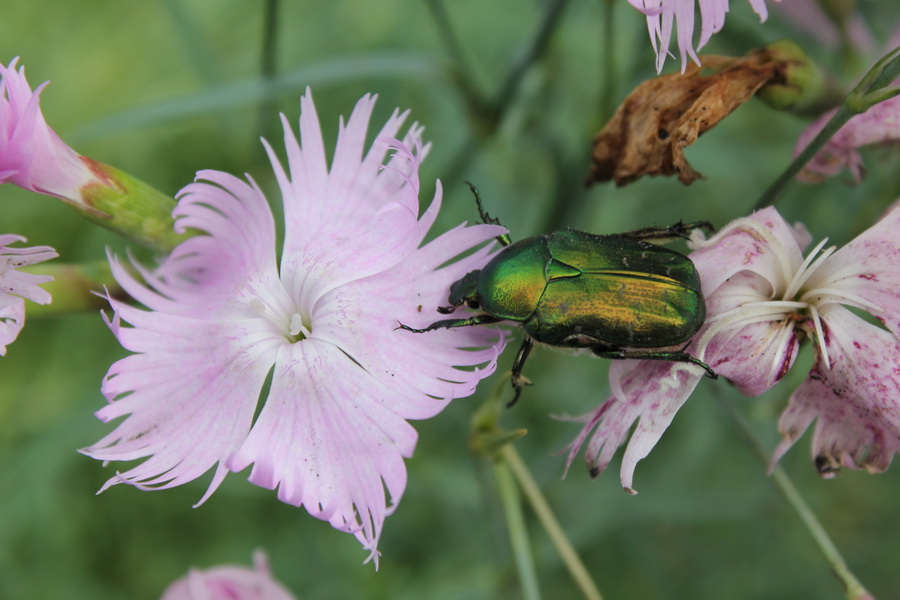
[0,234,57,355]
[794,93,900,183]
[81,91,506,564]
[629,0,779,72]
[567,206,900,490]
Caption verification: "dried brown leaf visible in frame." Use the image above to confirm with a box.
[587,52,781,187]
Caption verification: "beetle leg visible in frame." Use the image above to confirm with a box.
[590,348,718,379]
[465,181,513,247]
[614,220,715,242]
[396,314,505,334]
[508,337,535,407]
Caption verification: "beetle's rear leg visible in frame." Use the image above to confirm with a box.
[614,220,715,242]
[465,181,513,247]
[507,337,535,407]
[396,314,505,333]
[590,347,717,379]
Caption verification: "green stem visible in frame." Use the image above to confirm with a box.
[753,46,900,211]
[495,458,542,600]
[502,445,604,600]
[256,0,281,141]
[597,0,617,128]
[490,0,570,120]
[440,0,570,186]
[717,396,874,600]
[78,160,187,253]
[24,261,122,317]
[425,0,479,88]
[753,103,855,211]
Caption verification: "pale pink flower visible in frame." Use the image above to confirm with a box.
[161,550,297,600]
[629,0,779,72]
[81,91,506,564]
[0,58,105,202]
[794,93,900,183]
[567,206,900,491]
[0,234,57,355]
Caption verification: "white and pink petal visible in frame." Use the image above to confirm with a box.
[772,304,900,475]
[81,299,280,499]
[228,340,417,565]
[566,360,705,493]
[689,207,807,299]
[804,204,900,336]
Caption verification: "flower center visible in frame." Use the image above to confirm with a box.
[692,233,879,372]
[249,297,312,343]
[288,313,313,341]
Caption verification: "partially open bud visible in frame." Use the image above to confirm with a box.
[1,58,185,253]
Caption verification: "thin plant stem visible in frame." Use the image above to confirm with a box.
[502,445,604,600]
[598,0,617,128]
[491,0,570,119]
[443,0,571,186]
[425,0,479,88]
[753,46,900,211]
[716,395,874,600]
[494,458,543,600]
[256,0,281,141]
[752,103,856,211]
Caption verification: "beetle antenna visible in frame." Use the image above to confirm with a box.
[464,181,512,246]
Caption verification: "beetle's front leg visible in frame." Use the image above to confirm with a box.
[507,337,535,407]
[614,220,715,242]
[590,347,718,379]
[465,181,513,247]
[396,314,505,334]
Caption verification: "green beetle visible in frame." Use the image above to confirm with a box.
[400,184,716,405]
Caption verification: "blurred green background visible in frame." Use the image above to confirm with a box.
[1,0,899,598]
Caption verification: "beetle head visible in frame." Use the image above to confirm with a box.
[438,270,481,314]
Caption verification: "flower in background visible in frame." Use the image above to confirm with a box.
[629,0,778,72]
[161,550,297,600]
[793,93,900,183]
[0,58,106,203]
[567,206,900,491]
[0,234,57,355]
[81,91,506,565]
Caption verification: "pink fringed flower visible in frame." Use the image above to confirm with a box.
[567,206,900,491]
[794,93,900,182]
[0,58,103,202]
[629,0,779,72]
[161,550,296,600]
[0,234,57,355]
[81,91,507,564]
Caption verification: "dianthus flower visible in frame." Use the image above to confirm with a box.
[0,58,102,202]
[0,234,57,355]
[81,91,507,564]
[161,550,297,600]
[567,206,900,491]
[794,93,900,183]
[629,0,778,72]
